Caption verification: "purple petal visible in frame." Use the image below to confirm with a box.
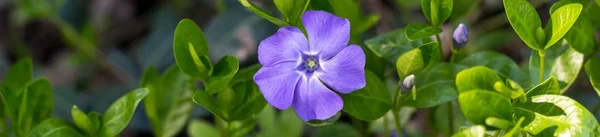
[317,45,366,93]
[258,26,309,66]
[302,10,350,60]
[292,76,343,121]
[254,62,301,109]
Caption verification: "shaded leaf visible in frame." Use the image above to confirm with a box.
[187,120,219,137]
[401,63,467,107]
[100,88,149,137]
[529,40,584,93]
[17,78,53,136]
[274,0,310,26]
[525,77,560,97]
[503,0,543,50]
[585,57,600,96]
[207,56,239,94]
[365,29,435,64]
[458,52,532,88]
[238,0,290,27]
[455,66,502,93]
[341,70,392,120]
[451,125,485,137]
[405,23,442,41]
[458,90,513,127]
[173,19,212,80]
[312,123,359,137]
[30,118,84,137]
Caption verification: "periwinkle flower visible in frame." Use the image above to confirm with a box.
[452,24,469,48]
[253,11,366,121]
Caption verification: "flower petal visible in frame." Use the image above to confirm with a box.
[292,76,343,121]
[302,10,350,60]
[317,45,366,93]
[254,62,301,109]
[258,26,309,66]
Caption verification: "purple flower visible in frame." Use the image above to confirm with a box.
[452,23,469,47]
[253,11,366,121]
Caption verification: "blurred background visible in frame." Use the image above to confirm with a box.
[0,0,598,136]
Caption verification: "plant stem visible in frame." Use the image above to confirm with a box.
[493,130,501,137]
[392,86,403,137]
[539,51,546,83]
[435,34,444,60]
[215,117,229,137]
[447,102,454,135]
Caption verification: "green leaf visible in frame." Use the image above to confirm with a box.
[30,118,84,137]
[187,120,219,137]
[564,9,595,55]
[18,78,53,136]
[257,106,303,137]
[71,106,95,136]
[228,119,257,137]
[100,88,149,137]
[207,56,239,94]
[365,29,435,64]
[405,23,442,41]
[2,58,33,92]
[514,95,600,136]
[458,90,513,127]
[142,65,194,137]
[396,48,424,79]
[503,0,543,50]
[238,0,290,27]
[87,112,101,134]
[455,66,502,93]
[502,117,525,137]
[328,0,378,38]
[229,64,261,86]
[545,3,582,49]
[341,70,392,121]
[173,19,212,80]
[451,125,485,137]
[526,77,560,97]
[586,57,600,96]
[219,80,267,121]
[401,63,467,107]
[422,0,453,26]
[312,123,359,137]
[458,52,532,88]
[274,0,310,26]
[529,41,584,93]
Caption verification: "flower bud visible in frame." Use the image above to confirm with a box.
[401,74,415,93]
[452,24,469,48]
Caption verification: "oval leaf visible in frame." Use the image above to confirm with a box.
[30,118,84,137]
[503,0,543,50]
[173,19,212,80]
[396,48,424,79]
[274,0,310,26]
[100,88,149,137]
[238,0,290,27]
[341,70,392,120]
[71,106,95,136]
[405,23,442,41]
[187,120,219,137]
[585,57,600,96]
[365,29,435,64]
[455,66,502,93]
[458,90,513,127]
[401,63,467,107]
[564,11,594,55]
[207,56,240,94]
[525,77,560,97]
[545,3,582,49]
[18,78,53,136]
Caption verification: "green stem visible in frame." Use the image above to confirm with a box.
[215,117,229,137]
[447,102,454,135]
[392,86,403,137]
[493,130,501,137]
[539,51,546,83]
[435,34,444,60]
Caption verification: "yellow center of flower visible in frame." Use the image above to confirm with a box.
[307,60,317,68]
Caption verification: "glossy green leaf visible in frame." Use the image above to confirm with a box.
[514,95,600,136]
[503,0,543,50]
[485,117,513,129]
[312,123,359,137]
[405,23,442,41]
[142,65,194,137]
[401,63,467,107]
[585,57,600,96]
[365,29,435,64]
[18,78,53,136]
[2,58,33,92]
[458,52,532,88]
[526,77,560,97]
[458,90,513,127]
[87,112,101,134]
[228,119,257,137]
[564,10,594,55]
[422,0,453,26]
[100,88,149,137]
[396,48,424,79]
[274,0,310,26]
[173,19,212,80]
[545,3,582,49]
[219,80,267,121]
[455,66,502,93]
[257,106,303,137]
[30,118,84,137]
[71,106,95,136]
[238,0,290,27]
[341,70,392,120]
[529,41,584,93]
[451,125,485,137]
[229,64,260,86]
[187,120,219,137]
[207,56,239,94]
